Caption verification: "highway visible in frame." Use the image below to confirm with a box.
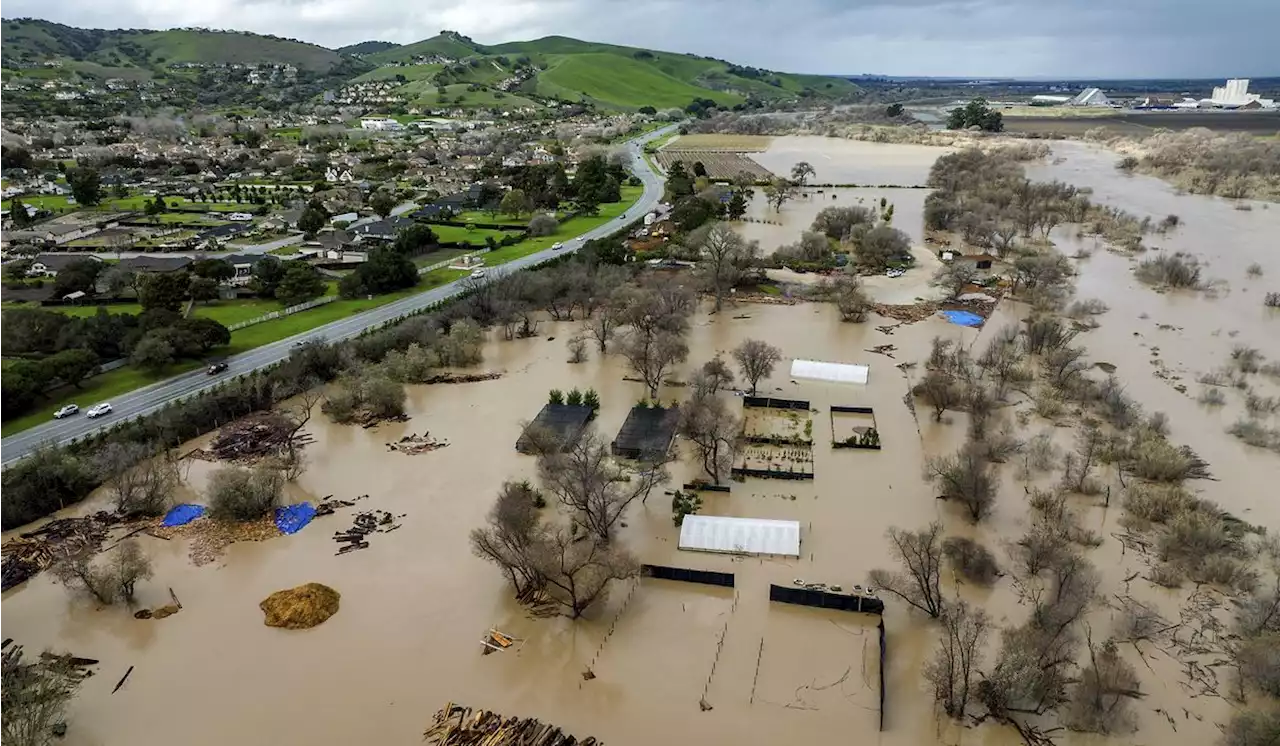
[1,124,675,465]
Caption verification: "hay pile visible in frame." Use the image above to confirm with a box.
[259,583,340,629]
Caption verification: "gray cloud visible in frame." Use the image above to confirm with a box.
[4,0,1276,77]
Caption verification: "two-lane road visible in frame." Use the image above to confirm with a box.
[1,124,677,466]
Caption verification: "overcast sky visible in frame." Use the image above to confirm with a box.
[5,0,1277,78]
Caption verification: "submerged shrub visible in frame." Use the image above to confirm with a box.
[1134,252,1202,289]
[942,536,1001,586]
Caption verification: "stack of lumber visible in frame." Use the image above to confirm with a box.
[210,413,304,460]
[332,510,401,556]
[424,703,599,746]
[387,432,449,455]
[1,512,121,590]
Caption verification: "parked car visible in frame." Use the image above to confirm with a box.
[53,404,80,419]
[86,403,114,419]
[207,362,228,375]
[886,268,906,279]
[470,268,487,279]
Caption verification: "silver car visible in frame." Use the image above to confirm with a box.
[53,404,80,419]
[86,402,114,419]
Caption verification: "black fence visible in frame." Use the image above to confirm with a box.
[830,405,882,451]
[516,403,595,453]
[682,482,731,493]
[731,465,814,481]
[768,584,885,615]
[878,619,887,731]
[612,405,679,460]
[641,564,735,588]
[743,396,810,410]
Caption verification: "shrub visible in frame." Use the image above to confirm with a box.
[208,466,283,521]
[942,536,1000,585]
[1134,252,1202,289]
[582,389,600,411]
[1199,387,1227,406]
[1265,292,1280,308]
[1221,707,1280,746]
[1123,483,1193,525]
[1246,263,1263,278]
[566,388,583,407]
[549,389,564,405]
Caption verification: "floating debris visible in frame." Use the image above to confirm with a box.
[424,703,601,746]
[387,432,450,455]
[333,510,402,556]
[151,515,279,566]
[206,412,308,461]
[2,512,122,590]
[866,344,897,359]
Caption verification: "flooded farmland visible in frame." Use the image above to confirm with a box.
[4,134,1278,746]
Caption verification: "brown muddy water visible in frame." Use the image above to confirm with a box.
[3,137,1277,746]
[748,136,954,186]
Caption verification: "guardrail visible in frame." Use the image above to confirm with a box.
[226,296,337,331]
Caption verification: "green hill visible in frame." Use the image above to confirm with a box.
[1,19,345,75]
[366,32,484,64]
[338,40,399,56]
[538,53,741,109]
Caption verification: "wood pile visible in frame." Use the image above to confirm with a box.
[1,512,122,590]
[209,413,307,461]
[150,515,279,566]
[387,433,449,455]
[424,703,600,746]
[333,510,401,556]
[422,372,502,385]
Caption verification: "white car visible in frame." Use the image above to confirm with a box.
[86,403,114,419]
[551,242,564,251]
[53,404,80,419]
[470,268,487,279]
[886,268,906,279]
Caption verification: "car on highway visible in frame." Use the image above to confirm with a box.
[207,362,229,375]
[53,404,80,419]
[470,268,487,279]
[551,242,564,250]
[86,403,114,419]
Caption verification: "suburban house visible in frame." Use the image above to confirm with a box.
[220,254,267,285]
[316,230,355,253]
[119,256,193,274]
[6,222,100,246]
[351,217,414,242]
[410,204,458,221]
[28,253,103,277]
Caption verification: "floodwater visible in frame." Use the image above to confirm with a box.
[749,135,954,186]
[3,137,1278,746]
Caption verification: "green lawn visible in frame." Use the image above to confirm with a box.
[0,361,202,438]
[129,212,228,226]
[10,298,286,326]
[482,185,642,263]
[269,244,302,256]
[429,225,513,244]
[103,195,257,212]
[413,248,468,268]
[1,195,76,211]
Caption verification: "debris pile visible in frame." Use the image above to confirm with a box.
[1,512,122,590]
[333,510,402,555]
[208,413,307,461]
[314,494,365,517]
[387,432,449,455]
[480,628,520,655]
[422,372,502,385]
[260,583,341,629]
[151,515,279,566]
[424,704,600,746]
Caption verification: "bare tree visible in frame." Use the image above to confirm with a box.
[567,334,587,363]
[763,177,795,211]
[110,540,153,603]
[732,339,782,395]
[925,600,990,718]
[832,275,870,322]
[869,523,945,618]
[586,301,621,353]
[691,355,735,397]
[933,261,978,299]
[95,442,178,518]
[537,430,668,542]
[942,536,1000,585]
[1064,422,1104,493]
[688,222,759,311]
[50,540,152,606]
[533,526,638,618]
[2,646,84,746]
[913,369,963,422]
[926,443,997,522]
[207,465,283,521]
[678,394,740,484]
[470,482,545,598]
[619,329,688,398]
[790,161,816,186]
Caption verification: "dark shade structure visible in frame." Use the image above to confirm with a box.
[743,396,810,410]
[830,405,882,450]
[878,619,887,731]
[515,403,595,454]
[731,464,814,481]
[641,564,735,588]
[611,405,679,460]
[768,584,885,615]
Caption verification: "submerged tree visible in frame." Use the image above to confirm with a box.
[678,392,739,484]
[732,339,782,395]
[869,522,945,618]
[925,600,990,718]
[537,430,668,542]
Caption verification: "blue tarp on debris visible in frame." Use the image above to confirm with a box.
[275,503,317,535]
[940,310,984,327]
[162,504,206,527]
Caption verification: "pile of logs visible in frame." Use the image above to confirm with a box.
[424,703,600,746]
[387,433,449,455]
[1,512,121,590]
[209,413,307,461]
[333,510,401,556]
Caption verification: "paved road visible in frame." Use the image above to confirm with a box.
[1,125,676,466]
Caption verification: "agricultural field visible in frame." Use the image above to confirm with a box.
[656,150,774,180]
[666,134,773,152]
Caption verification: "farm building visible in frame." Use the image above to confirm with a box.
[611,404,679,460]
[1069,88,1111,107]
[678,516,801,558]
[790,359,870,385]
[515,403,595,454]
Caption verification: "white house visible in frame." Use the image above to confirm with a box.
[226,212,255,222]
[360,117,404,132]
[324,167,355,183]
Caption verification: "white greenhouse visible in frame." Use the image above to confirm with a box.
[790,359,870,385]
[678,516,802,557]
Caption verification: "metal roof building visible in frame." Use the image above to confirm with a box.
[678,516,802,557]
[790,359,870,385]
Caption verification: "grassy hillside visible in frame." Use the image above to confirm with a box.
[367,33,482,64]
[1,19,344,74]
[539,54,742,109]
[338,40,399,56]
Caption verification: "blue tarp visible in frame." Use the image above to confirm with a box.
[940,310,984,327]
[274,503,317,535]
[162,504,206,527]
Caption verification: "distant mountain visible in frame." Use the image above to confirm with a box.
[352,32,861,111]
[337,40,400,56]
[1,19,345,74]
